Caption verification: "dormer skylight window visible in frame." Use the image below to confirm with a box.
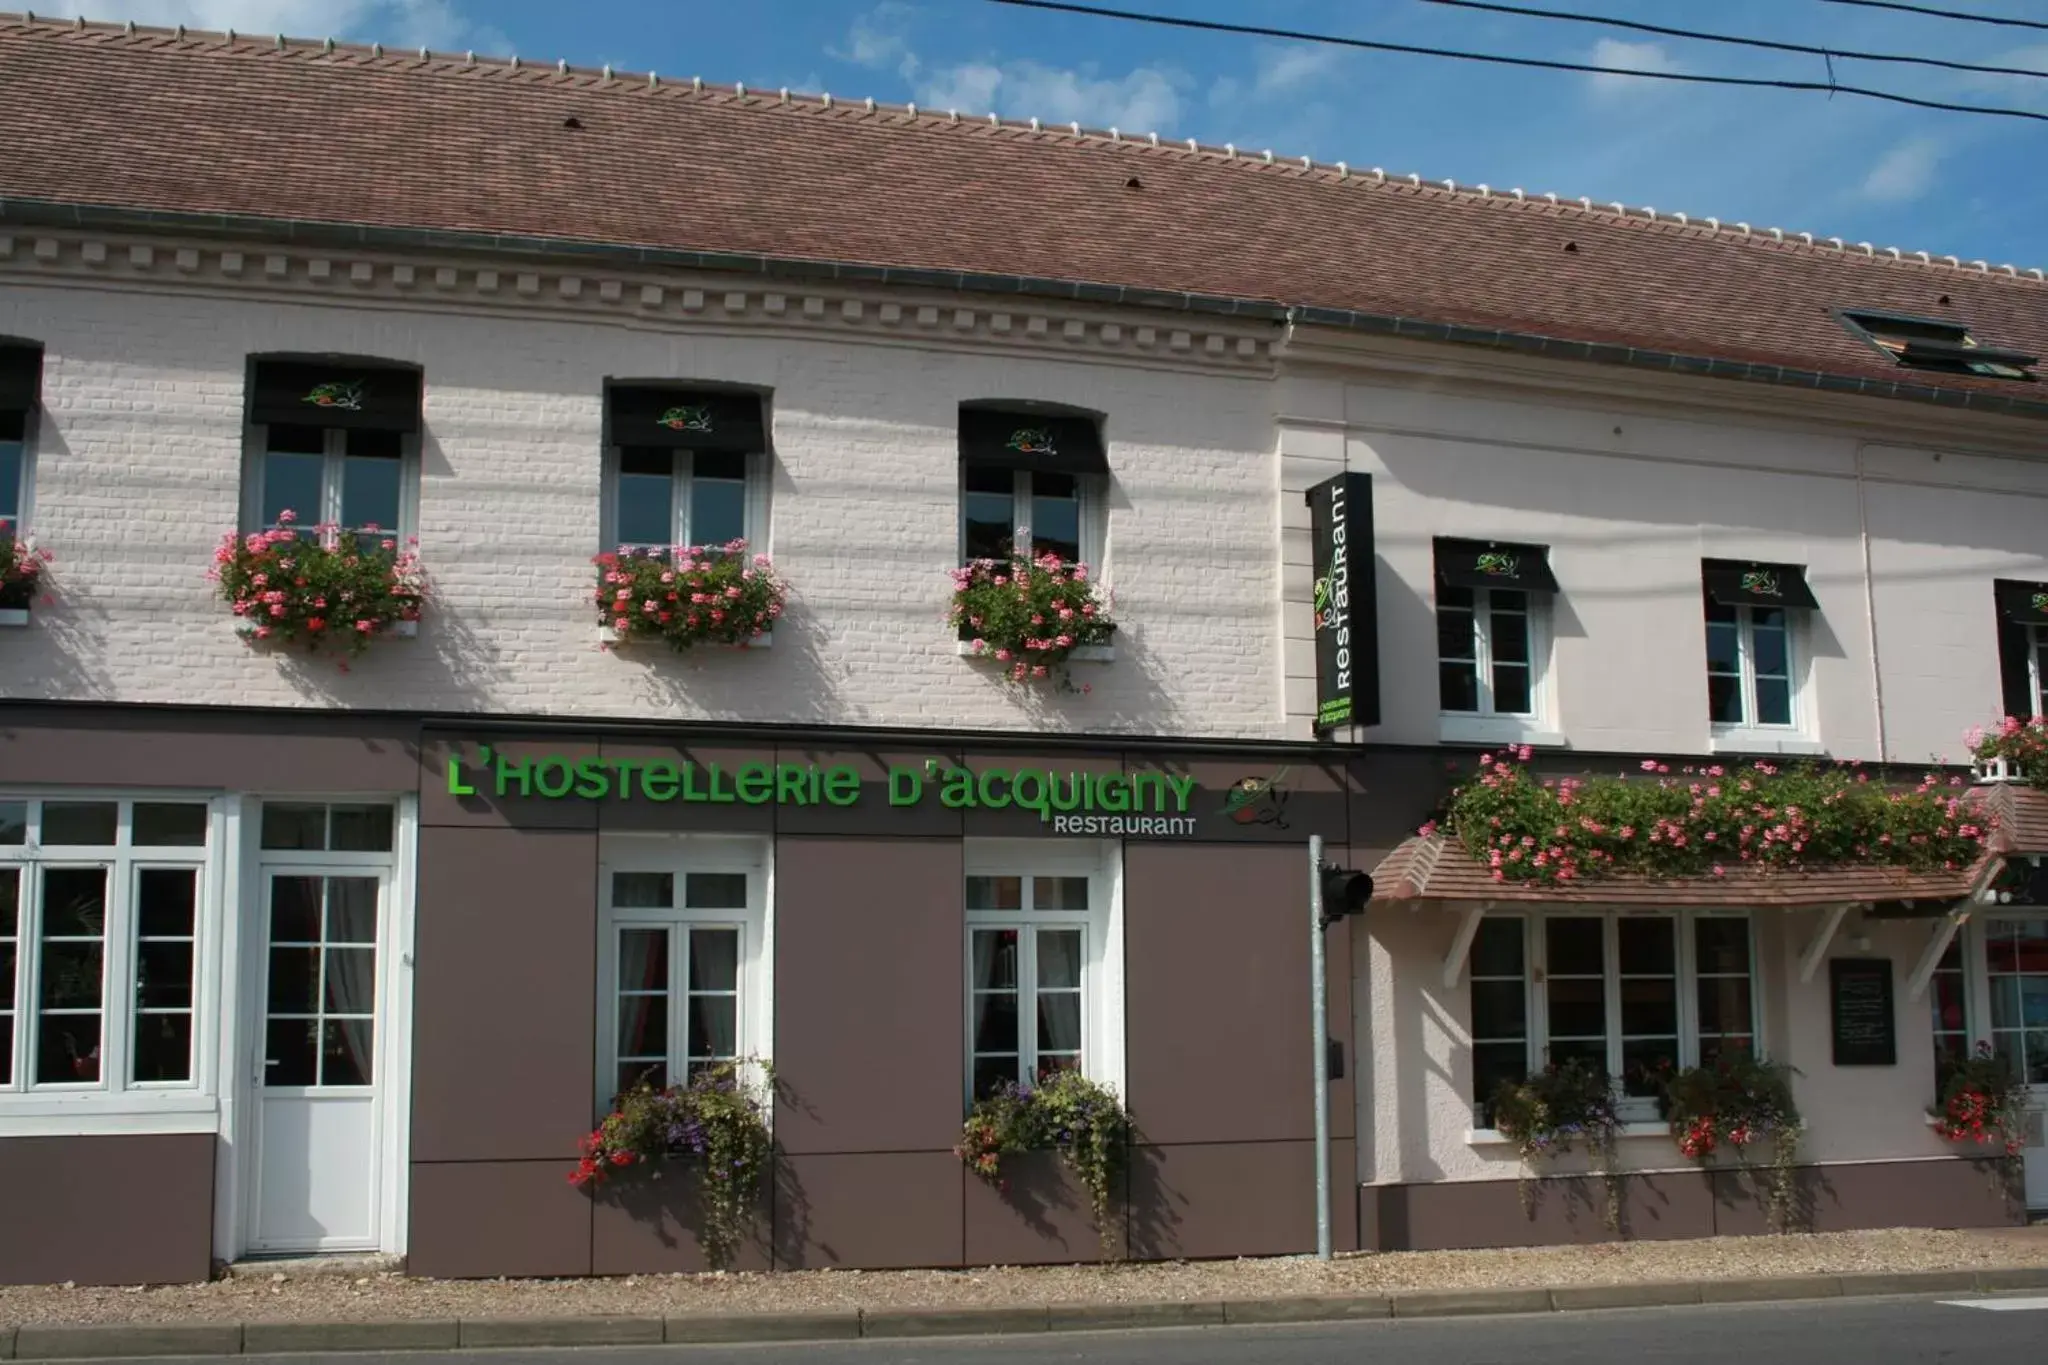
[1839,310,2038,382]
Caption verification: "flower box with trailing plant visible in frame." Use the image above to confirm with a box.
[1970,717,2046,789]
[1656,1052,1804,1232]
[950,550,1116,690]
[569,1060,774,1271]
[1488,1058,1623,1228]
[1421,748,1989,887]
[595,542,785,652]
[956,1070,1133,1259]
[0,532,51,626]
[1931,1041,2030,1158]
[212,512,423,656]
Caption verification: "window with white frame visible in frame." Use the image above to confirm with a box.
[2033,624,2046,718]
[596,844,766,1109]
[1438,585,1542,718]
[964,843,1120,1102]
[0,408,29,539]
[1986,917,2048,1086]
[0,797,213,1094]
[1468,911,1758,1124]
[251,425,411,538]
[1704,600,1797,730]
[1930,933,1970,1074]
[608,448,757,552]
[957,408,1108,571]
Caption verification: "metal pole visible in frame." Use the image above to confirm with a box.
[1309,834,1331,1261]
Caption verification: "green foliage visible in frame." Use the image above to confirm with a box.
[569,1060,774,1271]
[950,551,1115,687]
[1489,1059,1622,1229]
[0,532,50,609]
[1932,1041,2030,1157]
[957,1070,1133,1258]
[1659,1052,1804,1232]
[1426,750,1987,887]
[595,543,785,651]
[212,515,423,656]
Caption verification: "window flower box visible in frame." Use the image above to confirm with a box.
[595,542,784,652]
[950,551,1115,690]
[212,511,425,656]
[956,1071,1132,1261]
[1969,718,2044,788]
[1,532,51,625]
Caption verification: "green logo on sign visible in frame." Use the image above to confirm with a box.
[1475,551,1519,578]
[304,381,364,412]
[1221,770,1291,828]
[1740,569,1782,598]
[2034,591,2048,615]
[1006,427,1056,457]
[658,405,713,433]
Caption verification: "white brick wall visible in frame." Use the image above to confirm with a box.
[0,281,1284,738]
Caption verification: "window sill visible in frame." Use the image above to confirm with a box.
[233,618,418,639]
[1709,730,1825,757]
[0,607,28,627]
[1438,714,1567,748]
[599,627,773,649]
[957,641,1115,663]
[0,1092,220,1138]
[1466,1122,1670,1146]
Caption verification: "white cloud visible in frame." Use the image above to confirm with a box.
[1254,44,1342,97]
[830,3,920,82]
[1860,136,1943,203]
[42,0,486,45]
[919,59,1183,133]
[1586,39,1682,98]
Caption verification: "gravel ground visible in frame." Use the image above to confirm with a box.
[4,1227,2045,1326]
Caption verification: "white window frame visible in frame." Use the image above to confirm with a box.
[1977,913,2048,1088]
[1706,600,1819,754]
[0,405,34,538]
[240,422,421,540]
[962,839,1123,1105]
[0,793,226,1128]
[600,447,769,555]
[1469,910,1760,1124]
[958,468,1107,573]
[594,836,771,1117]
[2030,623,2046,718]
[1436,584,1561,747]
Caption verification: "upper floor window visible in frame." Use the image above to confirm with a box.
[595,840,767,1111]
[0,341,43,540]
[958,406,1106,568]
[1434,539,1558,731]
[1701,560,1817,738]
[1468,911,1757,1126]
[0,797,214,1095]
[964,842,1120,1103]
[1993,580,2048,720]
[602,386,768,554]
[243,359,422,540]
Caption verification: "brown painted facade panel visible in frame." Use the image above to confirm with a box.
[0,1134,214,1285]
[1709,1157,2023,1236]
[1129,1140,1356,1260]
[408,1160,594,1278]
[773,1152,965,1269]
[411,826,598,1163]
[0,706,419,793]
[1125,844,1351,1145]
[962,1150,1126,1266]
[772,837,963,1156]
[590,1168,773,1275]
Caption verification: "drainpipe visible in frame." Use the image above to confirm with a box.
[1855,444,1889,764]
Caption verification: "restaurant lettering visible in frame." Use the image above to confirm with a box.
[448,749,1196,826]
[1305,471,1379,732]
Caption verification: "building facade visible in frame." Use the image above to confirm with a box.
[0,15,2045,1285]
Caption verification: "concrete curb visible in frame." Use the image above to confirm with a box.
[9,1265,2048,1357]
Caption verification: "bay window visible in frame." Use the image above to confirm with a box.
[0,797,213,1094]
[1468,911,1758,1124]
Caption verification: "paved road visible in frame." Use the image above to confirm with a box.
[130,1292,2048,1365]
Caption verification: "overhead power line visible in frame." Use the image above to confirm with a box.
[1421,0,2048,81]
[984,0,2048,123]
[1817,0,2048,33]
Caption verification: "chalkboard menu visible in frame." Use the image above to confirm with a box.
[1829,957,1897,1067]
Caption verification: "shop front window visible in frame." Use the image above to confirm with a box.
[1467,911,1757,1124]
[1986,917,2048,1086]
[595,852,763,1110]
[0,797,213,1094]
[1930,934,1971,1077]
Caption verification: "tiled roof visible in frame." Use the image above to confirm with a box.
[2,18,2047,415]
[1985,784,2048,853]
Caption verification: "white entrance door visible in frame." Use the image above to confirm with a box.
[250,871,388,1252]
[1985,916,2048,1210]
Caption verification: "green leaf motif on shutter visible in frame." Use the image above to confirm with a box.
[1740,569,1782,597]
[657,404,713,433]
[303,380,365,412]
[1475,551,1519,578]
[2033,591,2048,615]
[1005,427,1056,457]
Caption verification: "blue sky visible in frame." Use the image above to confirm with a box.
[51,0,2048,268]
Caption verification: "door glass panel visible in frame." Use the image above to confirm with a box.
[329,805,395,853]
[264,876,378,1089]
[615,926,669,1096]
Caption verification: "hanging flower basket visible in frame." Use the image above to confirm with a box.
[1658,1052,1804,1232]
[0,532,51,623]
[211,512,424,656]
[1931,1041,2030,1158]
[1968,718,2045,789]
[949,549,1115,689]
[1488,1058,1622,1229]
[595,541,784,651]
[956,1070,1133,1259]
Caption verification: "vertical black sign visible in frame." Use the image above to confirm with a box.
[1306,472,1378,732]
